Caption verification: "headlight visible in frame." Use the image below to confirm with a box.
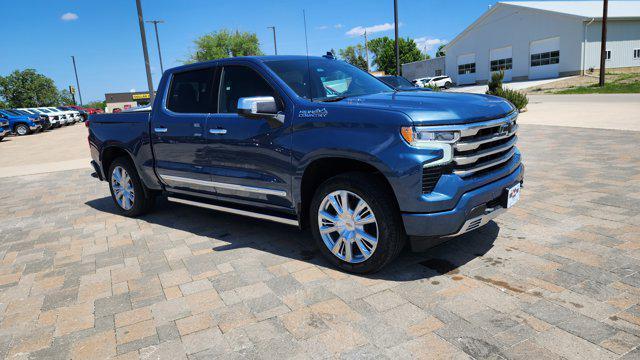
[401,127,460,167]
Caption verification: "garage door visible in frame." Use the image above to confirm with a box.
[529,37,559,80]
[457,53,476,85]
[490,46,513,82]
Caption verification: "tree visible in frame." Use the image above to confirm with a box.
[83,100,106,110]
[187,29,263,63]
[0,99,6,108]
[59,89,74,106]
[367,37,423,75]
[436,44,446,58]
[338,44,368,71]
[0,69,62,107]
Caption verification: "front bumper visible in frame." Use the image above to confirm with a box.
[403,164,524,247]
[0,127,8,137]
[30,124,42,131]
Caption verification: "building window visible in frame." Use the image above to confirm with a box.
[435,69,442,76]
[530,51,559,67]
[635,49,640,59]
[605,50,612,60]
[490,58,513,72]
[458,63,476,75]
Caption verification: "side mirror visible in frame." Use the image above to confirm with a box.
[237,96,284,123]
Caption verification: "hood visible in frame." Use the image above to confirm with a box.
[342,91,514,125]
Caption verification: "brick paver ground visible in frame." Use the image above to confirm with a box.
[0,124,639,359]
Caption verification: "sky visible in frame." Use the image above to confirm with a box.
[0,0,605,102]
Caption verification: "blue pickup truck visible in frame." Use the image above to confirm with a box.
[89,55,523,273]
[0,118,8,141]
[0,109,43,135]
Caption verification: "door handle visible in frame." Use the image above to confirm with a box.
[154,127,168,133]
[209,128,227,135]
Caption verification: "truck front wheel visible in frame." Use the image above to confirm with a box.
[108,157,155,217]
[14,124,30,136]
[310,172,405,273]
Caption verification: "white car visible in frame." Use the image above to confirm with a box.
[414,76,453,89]
[47,107,81,124]
[19,108,62,128]
[36,107,71,125]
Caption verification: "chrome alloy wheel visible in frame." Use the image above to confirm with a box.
[318,190,378,263]
[111,166,135,210]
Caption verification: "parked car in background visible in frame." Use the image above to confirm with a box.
[414,76,453,89]
[44,107,79,124]
[60,107,89,121]
[122,105,151,112]
[377,75,433,92]
[18,108,61,128]
[0,109,43,135]
[0,118,9,141]
[68,105,103,115]
[35,108,69,125]
[89,55,523,273]
[4,109,51,130]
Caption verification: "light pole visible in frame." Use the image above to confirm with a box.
[146,20,165,73]
[393,0,400,76]
[135,0,155,106]
[362,30,370,72]
[599,0,608,87]
[267,26,278,55]
[71,56,83,106]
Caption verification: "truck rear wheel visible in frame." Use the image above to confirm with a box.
[108,157,155,217]
[310,172,405,273]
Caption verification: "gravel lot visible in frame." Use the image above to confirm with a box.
[0,122,639,359]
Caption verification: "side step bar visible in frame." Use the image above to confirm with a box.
[167,196,300,227]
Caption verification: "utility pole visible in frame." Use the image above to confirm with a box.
[393,0,400,76]
[135,0,155,106]
[598,0,608,87]
[362,30,370,72]
[70,56,83,106]
[267,26,278,55]
[146,20,165,73]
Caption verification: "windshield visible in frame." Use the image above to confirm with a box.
[264,58,393,101]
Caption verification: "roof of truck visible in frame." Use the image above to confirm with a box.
[169,55,331,72]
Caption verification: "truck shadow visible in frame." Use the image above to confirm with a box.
[86,196,499,282]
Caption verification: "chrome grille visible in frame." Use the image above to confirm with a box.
[452,112,519,177]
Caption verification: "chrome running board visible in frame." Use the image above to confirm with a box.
[167,196,299,227]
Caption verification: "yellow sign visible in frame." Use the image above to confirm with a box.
[132,93,150,100]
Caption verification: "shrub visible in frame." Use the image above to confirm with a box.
[494,88,529,111]
[425,83,441,92]
[487,70,504,94]
[486,70,528,111]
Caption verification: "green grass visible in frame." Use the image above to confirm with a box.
[555,82,640,94]
[554,73,640,94]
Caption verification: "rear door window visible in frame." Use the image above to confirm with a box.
[167,67,217,114]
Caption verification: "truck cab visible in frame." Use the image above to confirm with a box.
[89,56,523,273]
[0,109,42,135]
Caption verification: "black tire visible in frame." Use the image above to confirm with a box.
[107,157,155,217]
[14,123,30,136]
[310,172,405,273]
[0,136,4,142]
[444,81,452,89]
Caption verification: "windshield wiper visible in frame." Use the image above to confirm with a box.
[315,95,348,102]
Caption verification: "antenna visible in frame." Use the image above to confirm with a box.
[303,9,310,56]
[303,9,313,101]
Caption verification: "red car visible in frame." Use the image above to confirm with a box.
[67,105,104,114]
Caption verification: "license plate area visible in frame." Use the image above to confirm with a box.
[504,183,521,208]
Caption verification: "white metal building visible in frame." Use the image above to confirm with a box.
[443,1,640,85]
